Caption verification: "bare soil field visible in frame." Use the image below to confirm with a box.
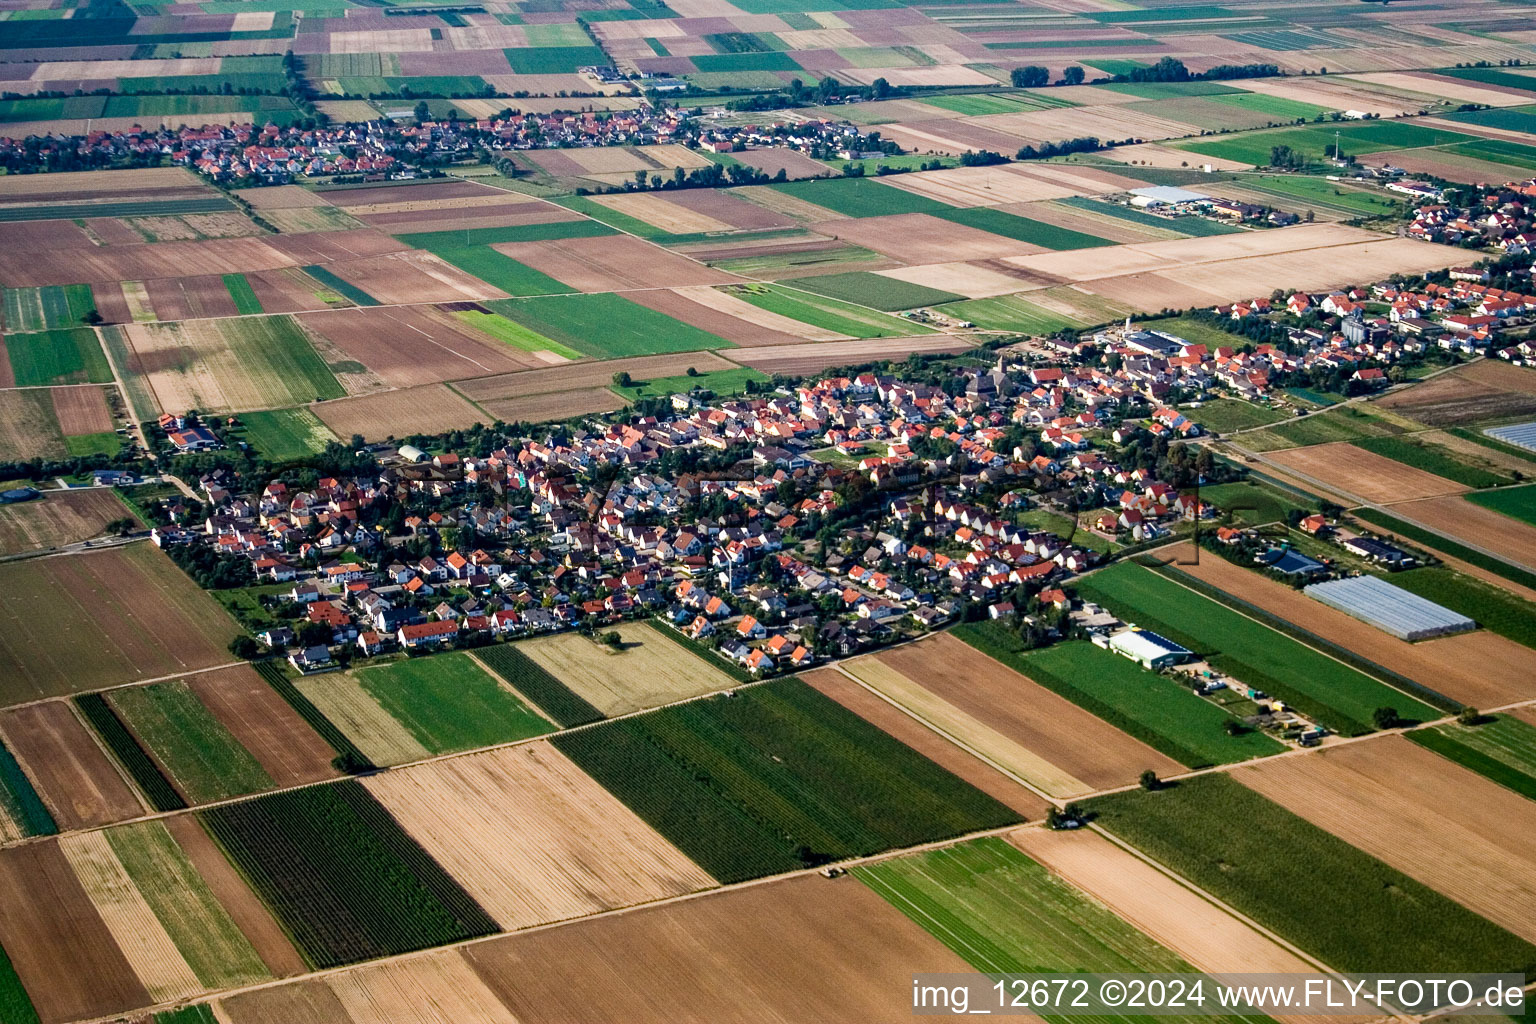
[366,741,715,927]
[240,186,331,210]
[1234,736,1536,943]
[653,188,797,230]
[354,202,575,236]
[454,351,737,403]
[0,220,96,251]
[0,236,303,287]
[325,251,506,304]
[0,488,124,555]
[90,282,133,325]
[1390,494,1536,569]
[869,633,1180,793]
[462,873,970,1023]
[0,841,149,1024]
[0,167,203,203]
[321,181,498,207]
[1166,545,1536,709]
[244,268,344,315]
[479,386,629,424]
[1014,200,1183,243]
[818,212,1043,263]
[162,814,306,979]
[877,260,1041,299]
[881,165,1080,208]
[188,666,339,789]
[259,229,408,265]
[880,120,1038,159]
[0,389,66,460]
[975,106,1202,146]
[1267,441,1470,503]
[732,335,972,374]
[520,622,734,717]
[592,192,736,235]
[0,702,144,831]
[0,544,237,705]
[51,385,115,436]
[311,383,489,441]
[624,287,816,346]
[803,668,1051,819]
[492,234,740,292]
[1008,827,1324,975]
[1375,359,1536,426]
[299,306,539,388]
[716,147,832,180]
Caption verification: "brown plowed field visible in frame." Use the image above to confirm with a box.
[141,276,194,322]
[817,212,1044,263]
[365,742,715,928]
[717,147,833,180]
[1375,359,1536,426]
[462,874,971,1023]
[323,252,505,304]
[455,350,735,402]
[0,220,97,250]
[478,386,628,424]
[657,188,797,230]
[493,234,741,292]
[220,980,354,1024]
[1391,494,1536,569]
[90,281,133,324]
[244,268,341,315]
[311,383,489,441]
[0,236,300,287]
[1234,736,1536,943]
[51,385,114,436]
[355,202,577,235]
[732,335,972,374]
[0,544,237,705]
[322,181,507,207]
[1163,548,1536,708]
[0,841,150,1024]
[162,814,306,979]
[261,229,408,264]
[187,666,339,789]
[869,633,1180,792]
[150,274,240,321]
[803,668,1051,819]
[299,306,539,387]
[1267,441,1469,503]
[0,488,124,555]
[0,702,144,830]
[624,287,811,346]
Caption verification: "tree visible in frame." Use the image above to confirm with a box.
[1011,65,1049,88]
[413,100,430,123]
[1139,769,1162,791]
[1372,706,1402,730]
[227,636,262,660]
[601,630,622,648]
[612,370,633,388]
[296,621,332,648]
[1457,706,1485,726]
[1062,65,1085,86]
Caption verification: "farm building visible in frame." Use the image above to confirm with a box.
[1128,185,1209,209]
[1257,547,1326,578]
[1109,628,1192,670]
[1303,575,1475,641]
[1486,421,1536,453]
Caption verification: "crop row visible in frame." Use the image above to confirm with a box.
[473,645,603,728]
[254,661,374,771]
[74,693,186,812]
[0,738,55,837]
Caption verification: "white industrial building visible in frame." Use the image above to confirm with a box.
[1109,628,1192,670]
[1304,575,1475,641]
[1486,421,1536,453]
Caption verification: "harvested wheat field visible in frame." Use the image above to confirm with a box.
[492,235,740,292]
[732,335,972,374]
[1108,142,1255,171]
[0,389,65,460]
[1375,359,1536,426]
[802,668,1051,819]
[592,192,736,235]
[0,702,144,831]
[877,260,1043,299]
[57,829,203,1004]
[1267,442,1470,503]
[855,633,1180,795]
[519,621,734,717]
[312,384,489,441]
[0,488,125,555]
[0,841,149,1024]
[1234,736,1536,943]
[293,673,430,767]
[366,741,714,928]
[299,306,541,388]
[881,165,1078,208]
[325,252,506,304]
[188,666,339,789]
[461,873,970,1023]
[51,385,115,436]
[1390,494,1536,569]
[479,386,628,424]
[1164,547,1536,709]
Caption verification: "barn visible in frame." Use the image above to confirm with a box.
[1109,628,1192,670]
[1303,575,1475,641]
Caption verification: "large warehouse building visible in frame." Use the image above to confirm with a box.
[1303,575,1475,641]
[1109,628,1192,670]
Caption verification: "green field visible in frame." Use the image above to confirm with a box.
[1241,174,1403,217]
[1353,435,1511,489]
[0,197,231,224]
[1090,774,1536,975]
[1195,479,1312,525]
[1243,405,1401,451]
[692,50,801,73]
[488,293,734,358]
[3,284,98,332]
[1205,91,1330,121]
[1074,560,1437,735]
[238,407,338,461]
[0,943,37,1024]
[108,681,274,804]
[935,294,1079,334]
[300,265,378,307]
[1056,196,1243,236]
[1438,66,1536,96]
[933,206,1114,250]
[767,176,952,218]
[2,327,112,387]
[503,44,608,72]
[472,645,603,728]
[1173,121,1476,167]
[1466,484,1536,527]
[1099,80,1244,99]
[200,781,497,969]
[1407,714,1536,802]
[75,693,187,813]
[452,309,583,359]
[859,836,1274,1024]
[218,315,346,406]
[0,94,106,123]
[1447,138,1536,173]
[0,737,55,839]
[724,283,928,338]
[1352,506,1536,593]
[1389,567,1536,651]
[105,820,270,989]
[396,220,616,250]
[553,678,1021,883]
[1184,398,1286,433]
[613,366,769,401]
[919,92,1063,116]
[222,273,263,316]
[779,271,962,312]
[64,431,120,457]
[354,652,555,755]
[417,244,572,296]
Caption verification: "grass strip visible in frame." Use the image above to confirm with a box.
[74,693,187,812]
[1406,725,1536,803]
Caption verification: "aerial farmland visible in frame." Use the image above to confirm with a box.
[5,0,1536,1019]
